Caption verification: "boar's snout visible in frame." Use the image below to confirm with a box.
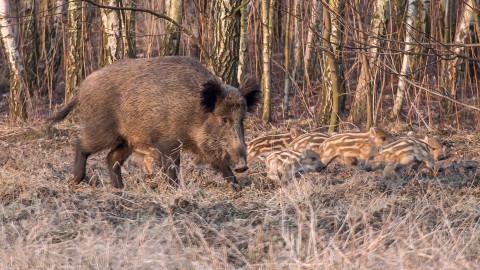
[315,164,327,172]
[363,164,373,171]
[233,158,249,173]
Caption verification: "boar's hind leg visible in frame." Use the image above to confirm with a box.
[106,140,133,189]
[72,140,90,184]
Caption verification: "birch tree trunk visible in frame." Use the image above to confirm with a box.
[443,0,475,113]
[101,0,121,66]
[316,0,340,133]
[238,1,252,84]
[162,0,183,56]
[0,0,27,123]
[348,0,387,125]
[391,0,417,120]
[304,0,320,88]
[283,0,291,117]
[261,0,272,124]
[212,0,242,86]
[65,0,82,102]
[291,0,302,85]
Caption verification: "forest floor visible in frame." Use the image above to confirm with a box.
[1,104,480,269]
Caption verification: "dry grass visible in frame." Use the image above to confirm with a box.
[0,123,479,270]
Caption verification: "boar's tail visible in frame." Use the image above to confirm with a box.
[46,95,78,128]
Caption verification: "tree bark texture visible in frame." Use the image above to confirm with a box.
[120,0,136,58]
[261,0,272,124]
[304,0,320,88]
[348,0,387,125]
[66,0,83,102]
[101,0,121,65]
[20,0,38,94]
[291,0,302,84]
[443,0,475,112]
[212,0,242,86]
[237,1,251,84]
[162,0,183,56]
[316,0,340,133]
[0,0,28,123]
[391,0,417,120]
[330,0,344,110]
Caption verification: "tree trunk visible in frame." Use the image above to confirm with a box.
[473,0,480,42]
[316,0,340,133]
[162,0,183,56]
[443,0,475,113]
[101,0,121,66]
[120,0,136,58]
[283,0,291,117]
[65,0,83,102]
[440,0,455,107]
[46,0,64,98]
[212,0,242,86]
[391,0,417,120]
[238,1,252,84]
[348,0,387,125]
[20,0,38,95]
[304,0,320,88]
[261,0,272,124]
[330,0,345,111]
[291,0,302,85]
[0,0,27,123]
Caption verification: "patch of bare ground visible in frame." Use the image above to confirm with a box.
[1,123,479,269]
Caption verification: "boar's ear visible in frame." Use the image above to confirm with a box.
[201,80,223,113]
[240,76,262,112]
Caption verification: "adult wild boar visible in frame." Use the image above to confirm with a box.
[47,56,261,190]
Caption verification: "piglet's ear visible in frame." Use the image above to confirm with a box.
[239,75,262,112]
[201,80,223,113]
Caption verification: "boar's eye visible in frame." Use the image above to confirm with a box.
[311,157,317,161]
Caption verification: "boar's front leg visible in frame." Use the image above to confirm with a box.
[216,165,240,191]
[148,148,180,187]
[162,154,180,187]
[106,140,133,188]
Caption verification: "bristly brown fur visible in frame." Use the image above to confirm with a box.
[47,56,260,190]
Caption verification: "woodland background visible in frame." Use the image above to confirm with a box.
[1,0,480,131]
[1,1,480,269]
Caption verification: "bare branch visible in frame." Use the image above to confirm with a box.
[81,0,212,69]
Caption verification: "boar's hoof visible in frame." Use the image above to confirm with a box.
[69,177,82,188]
[229,182,241,192]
